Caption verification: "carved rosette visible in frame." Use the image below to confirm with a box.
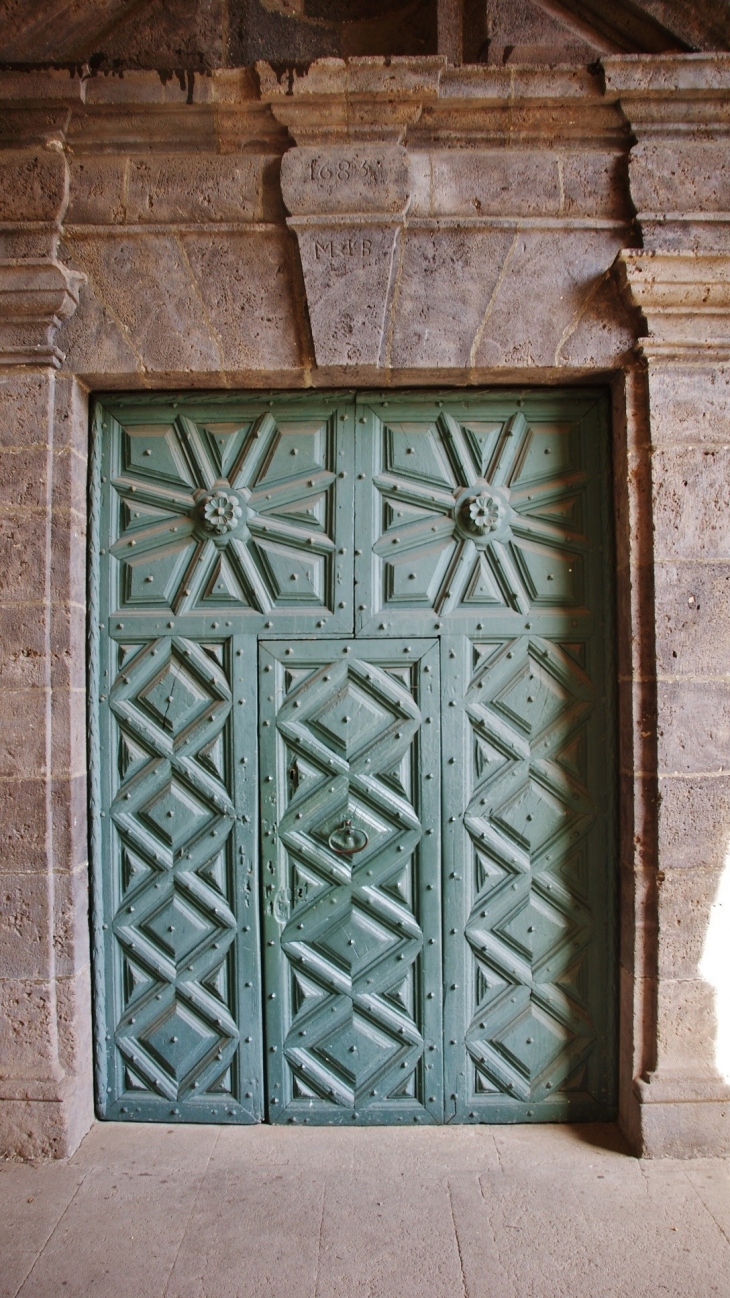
[201,490,244,535]
[454,483,513,548]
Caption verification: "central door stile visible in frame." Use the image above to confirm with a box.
[259,639,443,1125]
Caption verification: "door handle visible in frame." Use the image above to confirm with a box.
[328,818,369,856]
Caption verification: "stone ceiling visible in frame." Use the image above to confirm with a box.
[0,0,728,69]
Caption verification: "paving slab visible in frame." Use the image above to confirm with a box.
[1,1122,730,1298]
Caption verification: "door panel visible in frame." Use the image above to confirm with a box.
[354,393,597,638]
[96,631,263,1122]
[91,388,616,1128]
[442,632,615,1122]
[259,639,443,1124]
[98,392,355,638]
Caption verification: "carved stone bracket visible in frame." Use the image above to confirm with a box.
[0,257,86,366]
[617,250,730,362]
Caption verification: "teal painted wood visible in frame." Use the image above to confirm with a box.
[434,394,616,1123]
[89,388,358,1125]
[259,639,443,1125]
[354,391,602,643]
[97,391,356,639]
[90,387,616,1128]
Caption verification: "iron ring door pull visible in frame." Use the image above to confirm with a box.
[328,818,369,856]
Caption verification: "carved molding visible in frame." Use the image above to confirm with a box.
[0,258,86,366]
[617,250,730,360]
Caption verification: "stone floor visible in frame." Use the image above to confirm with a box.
[2,1122,730,1298]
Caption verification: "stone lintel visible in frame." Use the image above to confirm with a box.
[0,258,86,367]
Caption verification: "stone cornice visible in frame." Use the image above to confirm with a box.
[602,51,730,99]
[617,250,730,360]
[0,258,85,366]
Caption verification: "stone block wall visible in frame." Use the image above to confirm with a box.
[0,51,729,1158]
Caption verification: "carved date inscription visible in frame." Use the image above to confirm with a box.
[308,156,385,185]
[281,145,408,217]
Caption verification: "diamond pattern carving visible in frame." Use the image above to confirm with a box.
[261,642,440,1121]
[108,635,242,1111]
[461,635,597,1105]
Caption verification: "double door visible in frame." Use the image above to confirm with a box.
[92,389,616,1125]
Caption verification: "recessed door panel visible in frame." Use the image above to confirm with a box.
[98,392,356,637]
[354,393,598,638]
[441,632,615,1122]
[95,631,263,1123]
[259,639,443,1125]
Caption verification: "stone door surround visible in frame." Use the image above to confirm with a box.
[1,52,730,1157]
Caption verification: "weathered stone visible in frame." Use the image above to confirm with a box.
[0,980,59,1080]
[0,689,49,780]
[59,234,224,373]
[656,866,725,979]
[125,155,263,224]
[388,227,515,369]
[639,1097,730,1158]
[51,775,88,875]
[0,260,85,365]
[472,229,627,368]
[544,269,638,368]
[630,141,730,223]
[56,274,147,378]
[657,774,730,872]
[647,363,730,445]
[0,150,67,224]
[652,447,730,561]
[0,370,53,447]
[292,222,400,367]
[655,562,730,676]
[0,605,47,690]
[180,232,302,372]
[410,149,623,219]
[657,680,730,776]
[619,251,730,354]
[0,873,52,980]
[50,687,87,782]
[0,779,49,875]
[66,158,128,227]
[655,976,720,1074]
[52,865,90,980]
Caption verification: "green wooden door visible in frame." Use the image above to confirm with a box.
[90,388,616,1126]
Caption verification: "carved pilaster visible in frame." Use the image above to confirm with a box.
[616,238,730,1156]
